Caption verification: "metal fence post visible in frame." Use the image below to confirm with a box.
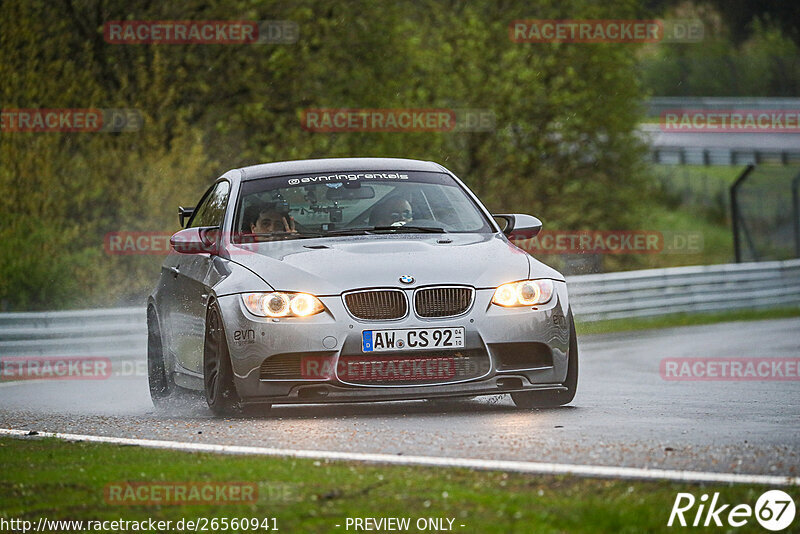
[730,164,755,263]
[792,170,800,258]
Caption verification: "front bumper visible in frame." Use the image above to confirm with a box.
[216,283,571,405]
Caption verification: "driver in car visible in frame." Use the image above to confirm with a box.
[243,202,296,234]
[370,196,413,227]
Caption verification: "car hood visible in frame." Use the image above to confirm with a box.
[225,233,563,295]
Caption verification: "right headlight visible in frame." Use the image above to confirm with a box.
[242,292,325,317]
[492,279,554,307]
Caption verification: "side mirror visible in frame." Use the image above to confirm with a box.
[178,206,195,228]
[170,227,220,255]
[493,213,542,239]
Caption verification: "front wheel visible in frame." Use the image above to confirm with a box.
[204,302,242,416]
[147,308,184,408]
[512,311,578,409]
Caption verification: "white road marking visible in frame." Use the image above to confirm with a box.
[0,379,50,388]
[1,427,797,486]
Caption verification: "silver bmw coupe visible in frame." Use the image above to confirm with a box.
[147,158,578,415]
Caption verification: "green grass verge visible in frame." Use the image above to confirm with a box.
[637,204,734,268]
[641,164,738,268]
[576,307,800,336]
[633,163,800,268]
[0,437,781,533]
[650,164,747,186]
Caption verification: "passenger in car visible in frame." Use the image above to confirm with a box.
[369,196,414,227]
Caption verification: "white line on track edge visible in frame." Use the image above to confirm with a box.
[1,428,797,486]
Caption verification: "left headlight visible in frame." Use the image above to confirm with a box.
[242,292,325,318]
[492,279,554,307]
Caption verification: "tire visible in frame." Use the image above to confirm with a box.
[147,307,182,408]
[203,301,242,416]
[511,311,578,409]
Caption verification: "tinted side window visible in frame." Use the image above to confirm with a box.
[189,181,230,228]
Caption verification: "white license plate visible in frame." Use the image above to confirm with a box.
[362,327,465,352]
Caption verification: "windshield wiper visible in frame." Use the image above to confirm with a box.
[368,225,447,233]
[242,229,377,240]
[239,226,447,241]
[239,232,326,242]
[318,228,375,236]
[321,226,447,235]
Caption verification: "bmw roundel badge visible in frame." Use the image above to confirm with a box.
[399,275,415,284]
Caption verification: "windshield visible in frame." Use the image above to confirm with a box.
[233,171,492,241]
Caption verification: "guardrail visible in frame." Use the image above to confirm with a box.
[639,124,800,166]
[1,259,799,358]
[0,307,147,359]
[569,259,800,321]
[641,98,800,165]
[646,97,800,115]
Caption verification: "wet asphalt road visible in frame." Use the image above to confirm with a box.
[1,318,798,476]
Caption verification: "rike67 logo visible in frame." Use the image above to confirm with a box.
[668,490,795,530]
